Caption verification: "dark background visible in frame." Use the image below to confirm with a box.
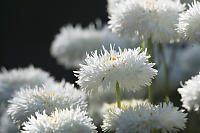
[1,0,108,83]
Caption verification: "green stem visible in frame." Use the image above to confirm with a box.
[148,37,153,103]
[141,40,145,52]
[158,43,170,102]
[116,81,121,108]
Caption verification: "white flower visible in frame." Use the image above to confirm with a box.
[102,100,154,133]
[101,99,149,131]
[22,107,97,133]
[176,0,200,42]
[108,0,185,43]
[50,23,138,68]
[107,0,126,14]
[7,81,87,126]
[178,72,200,111]
[87,89,146,125]
[75,45,157,93]
[102,102,187,133]
[0,66,54,103]
[155,102,187,133]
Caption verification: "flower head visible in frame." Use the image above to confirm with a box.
[75,45,157,93]
[50,23,137,68]
[176,0,200,42]
[22,108,97,133]
[155,102,187,133]
[0,66,54,103]
[178,72,200,111]
[108,0,185,43]
[7,81,87,126]
[102,102,187,133]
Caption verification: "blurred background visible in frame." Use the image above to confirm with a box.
[2,0,108,82]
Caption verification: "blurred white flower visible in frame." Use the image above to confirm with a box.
[0,66,54,103]
[7,81,87,126]
[50,23,138,68]
[176,0,200,42]
[108,0,185,43]
[102,102,187,133]
[0,110,18,133]
[22,108,97,133]
[107,0,126,14]
[75,46,157,93]
[178,72,200,111]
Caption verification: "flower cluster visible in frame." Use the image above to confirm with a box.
[0,66,54,103]
[102,101,187,133]
[3,0,200,132]
[7,81,87,126]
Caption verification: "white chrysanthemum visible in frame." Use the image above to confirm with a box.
[7,81,87,126]
[102,101,154,133]
[75,46,157,93]
[87,89,146,125]
[102,102,187,133]
[155,102,187,133]
[22,108,97,133]
[108,0,185,43]
[0,111,18,133]
[176,0,200,42]
[50,23,138,68]
[0,66,54,102]
[178,72,200,111]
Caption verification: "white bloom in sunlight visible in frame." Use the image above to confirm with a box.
[178,72,200,111]
[22,108,97,133]
[0,66,54,103]
[102,101,154,133]
[176,0,200,42]
[156,102,187,133]
[75,46,157,93]
[50,23,138,68]
[7,81,87,126]
[102,101,187,133]
[101,99,149,131]
[108,0,185,43]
